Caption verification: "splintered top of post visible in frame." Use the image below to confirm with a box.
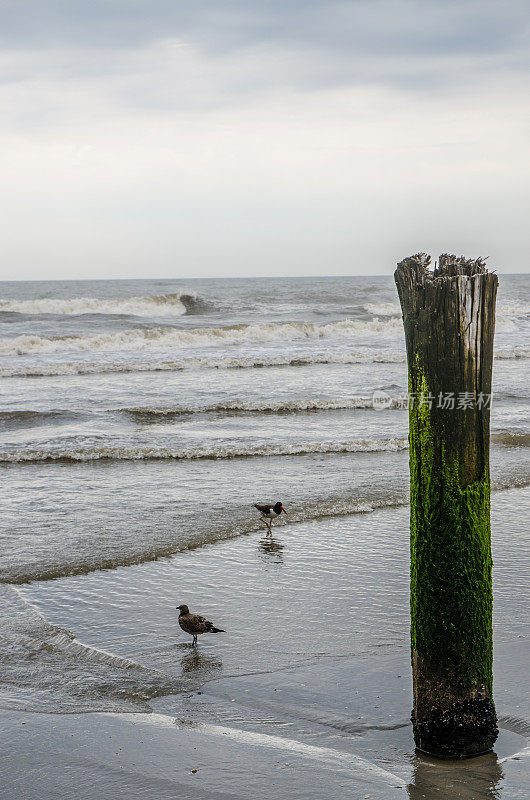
[395,253,492,284]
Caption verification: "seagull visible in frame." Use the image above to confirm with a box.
[176,604,225,645]
[254,502,288,535]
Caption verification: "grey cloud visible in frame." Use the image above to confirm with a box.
[1,0,528,114]
[2,1,529,57]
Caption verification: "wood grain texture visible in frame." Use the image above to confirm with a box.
[395,253,498,758]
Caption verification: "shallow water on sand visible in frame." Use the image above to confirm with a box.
[1,488,528,800]
[1,275,529,798]
[10,488,530,707]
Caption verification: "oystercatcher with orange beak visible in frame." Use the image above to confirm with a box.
[254,502,288,535]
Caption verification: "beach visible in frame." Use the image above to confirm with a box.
[1,275,529,798]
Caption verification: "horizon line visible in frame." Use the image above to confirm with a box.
[1,271,527,284]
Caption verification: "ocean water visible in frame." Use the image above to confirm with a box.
[0,275,529,796]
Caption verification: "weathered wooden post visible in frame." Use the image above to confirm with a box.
[395,253,499,758]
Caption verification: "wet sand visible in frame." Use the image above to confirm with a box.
[2,489,529,799]
[1,642,528,800]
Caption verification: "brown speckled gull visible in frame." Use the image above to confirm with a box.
[177,604,225,645]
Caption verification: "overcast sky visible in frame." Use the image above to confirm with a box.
[1,0,529,280]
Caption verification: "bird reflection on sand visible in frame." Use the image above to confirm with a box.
[180,648,223,679]
[407,750,503,800]
[258,535,285,564]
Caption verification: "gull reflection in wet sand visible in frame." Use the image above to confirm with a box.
[258,535,285,565]
[407,750,503,800]
[180,647,223,680]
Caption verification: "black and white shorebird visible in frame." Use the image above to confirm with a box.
[254,501,288,535]
[176,604,225,646]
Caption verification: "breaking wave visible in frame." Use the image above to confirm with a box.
[0,437,409,463]
[0,354,403,377]
[121,397,404,416]
[362,301,530,322]
[2,430,526,463]
[0,318,404,357]
[0,399,400,434]
[2,345,528,377]
[0,585,183,712]
[492,431,530,448]
[495,348,530,360]
[363,302,400,316]
[1,472,528,586]
[0,409,85,431]
[361,301,530,338]
[0,291,204,318]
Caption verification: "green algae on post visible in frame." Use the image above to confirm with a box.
[395,253,499,758]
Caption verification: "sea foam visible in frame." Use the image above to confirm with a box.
[0,291,201,318]
[0,436,410,463]
[0,318,404,357]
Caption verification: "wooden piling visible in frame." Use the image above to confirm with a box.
[395,253,499,758]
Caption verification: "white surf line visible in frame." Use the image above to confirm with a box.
[498,745,530,764]
[129,712,407,788]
